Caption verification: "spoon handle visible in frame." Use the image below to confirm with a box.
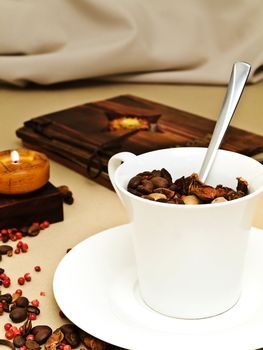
[199,62,251,182]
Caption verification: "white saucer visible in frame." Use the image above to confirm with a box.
[53,224,263,350]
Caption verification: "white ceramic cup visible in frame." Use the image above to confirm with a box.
[108,147,263,319]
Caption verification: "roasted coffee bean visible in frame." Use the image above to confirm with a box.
[0,267,4,274]
[31,325,52,345]
[60,324,81,348]
[16,296,29,308]
[0,245,13,255]
[151,176,169,189]
[27,305,40,315]
[137,179,153,194]
[3,302,10,312]
[9,307,28,323]
[25,339,41,350]
[0,339,15,350]
[27,224,40,237]
[0,293,12,303]
[127,175,142,189]
[160,168,173,184]
[13,335,26,348]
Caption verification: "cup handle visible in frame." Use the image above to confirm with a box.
[108,152,137,201]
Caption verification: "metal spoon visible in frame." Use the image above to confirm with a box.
[199,61,251,182]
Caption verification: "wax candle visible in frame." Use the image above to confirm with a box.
[0,149,50,195]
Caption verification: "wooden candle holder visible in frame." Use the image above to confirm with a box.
[0,182,63,229]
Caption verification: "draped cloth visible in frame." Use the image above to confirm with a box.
[0,0,262,86]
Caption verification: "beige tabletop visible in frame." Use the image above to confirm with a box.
[0,81,262,348]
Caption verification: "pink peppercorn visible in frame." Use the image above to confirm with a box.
[34,265,41,272]
[26,334,34,340]
[5,329,14,340]
[10,326,20,336]
[3,278,11,288]
[15,232,23,240]
[28,313,37,320]
[63,345,72,350]
[24,273,31,282]
[16,241,23,248]
[4,323,12,331]
[31,299,39,307]
[15,289,23,295]
[21,242,28,253]
[18,277,25,285]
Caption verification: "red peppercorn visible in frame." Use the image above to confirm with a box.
[42,220,50,228]
[10,326,20,336]
[16,241,23,248]
[24,273,31,282]
[20,346,27,350]
[15,289,23,295]
[3,278,11,288]
[31,299,39,307]
[21,242,28,253]
[63,345,72,350]
[18,277,25,285]
[34,265,41,272]
[14,248,20,254]
[4,323,12,331]
[15,232,23,240]
[26,334,34,340]
[28,313,37,320]
[5,329,14,340]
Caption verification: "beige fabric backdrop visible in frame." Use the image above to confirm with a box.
[0,0,262,86]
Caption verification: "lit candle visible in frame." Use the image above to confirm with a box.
[0,149,50,195]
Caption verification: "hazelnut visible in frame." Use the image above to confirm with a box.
[142,193,167,201]
[211,197,228,204]
[182,195,201,205]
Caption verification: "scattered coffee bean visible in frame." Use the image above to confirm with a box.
[9,307,28,323]
[16,296,29,308]
[59,324,81,348]
[0,339,15,350]
[13,335,26,348]
[25,339,41,350]
[27,305,40,315]
[0,245,13,256]
[31,325,52,345]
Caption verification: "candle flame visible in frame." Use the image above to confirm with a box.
[11,150,20,164]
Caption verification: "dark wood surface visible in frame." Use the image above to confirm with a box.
[0,182,64,229]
